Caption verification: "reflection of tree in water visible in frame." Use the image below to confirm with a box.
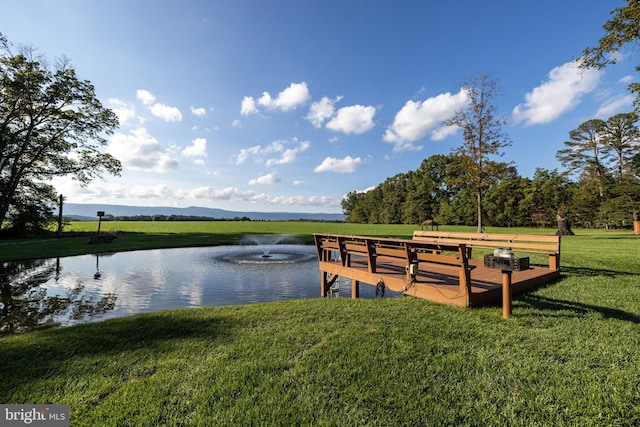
[0,258,117,335]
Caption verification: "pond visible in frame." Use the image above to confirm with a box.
[1,238,400,334]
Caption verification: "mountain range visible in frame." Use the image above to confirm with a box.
[62,203,345,222]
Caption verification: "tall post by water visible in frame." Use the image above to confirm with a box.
[97,211,105,234]
[57,194,64,236]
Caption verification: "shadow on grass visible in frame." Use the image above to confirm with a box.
[514,267,640,324]
[0,311,248,400]
[516,293,640,324]
[558,265,639,278]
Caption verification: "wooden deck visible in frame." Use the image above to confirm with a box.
[314,233,560,308]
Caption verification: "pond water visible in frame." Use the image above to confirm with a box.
[1,241,400,334]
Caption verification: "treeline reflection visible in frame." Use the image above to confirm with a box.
[0,258,117,335]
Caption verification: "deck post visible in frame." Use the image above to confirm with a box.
[352,279,359,299]
[321,271,328,297]
[502,270,512,319]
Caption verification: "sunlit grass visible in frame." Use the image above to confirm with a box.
[1,224,639,425]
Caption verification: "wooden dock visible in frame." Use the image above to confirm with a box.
[314,233,561,308]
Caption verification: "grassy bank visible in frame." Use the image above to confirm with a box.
[1,221,570,262]
[1,225,639,425]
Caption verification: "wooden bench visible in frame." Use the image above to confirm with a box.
[412,231,561,270]
[314,233,474,297]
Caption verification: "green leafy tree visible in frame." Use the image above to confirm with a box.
[601,112,640,224]
[444,73,512,232]
[600,112,639,182]
[556,119,609,198]
[437,186,476,226]
[341,191,365,223]
[484,172,530,227]
[4,179,57,235]
[402,154,462,224]
[581,1,640,108]
[521,169,574,228]
[0,39,121,229]
[379,173,407,224]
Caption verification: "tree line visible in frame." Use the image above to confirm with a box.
[341,144,639,229]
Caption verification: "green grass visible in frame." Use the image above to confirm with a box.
[1,224,639,425]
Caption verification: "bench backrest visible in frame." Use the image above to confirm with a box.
[412,230,561,269]
[314,233,469,267]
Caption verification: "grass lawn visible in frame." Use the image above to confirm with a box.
[1,224,639,425]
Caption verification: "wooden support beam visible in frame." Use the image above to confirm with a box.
[502,270,512,319]
[365,239,376,273]
[352,279,359,299]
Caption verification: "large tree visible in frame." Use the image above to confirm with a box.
[444,73,511,233]
[600,112,639,183]
[556,119,609,198]
[582,1,640,108]
[0,38,121,229]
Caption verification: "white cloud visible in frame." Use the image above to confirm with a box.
[191,106,206,117]
[108,98,137,125]
[249,172,281,185]
[594,94,635,118]
[137,89,155,105]
[129,184,174,199]
[182,137,207,158]
[234,139,310,166]
[150,103,183,122]
[512,60,603,126]
[108,127,179,172]
[273,82,311,111]
[382,90,468,152]
[430,125,460,141]
[258,92,274,108]
[242,82,310,114]
[241,96,258,115]
[326,105,376,134]
[265,140,310,167]
[187,186,241,200]
[314,156,363,173]
[269,195,340,207]
[306,96,343,128]
[619,75,634,84]
[293,180,304,186]
[235,145,262,165]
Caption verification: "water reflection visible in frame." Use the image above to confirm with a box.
[0,258,117,334]
[1,245,399,335]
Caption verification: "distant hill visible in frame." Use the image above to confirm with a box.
[62,203,345,222]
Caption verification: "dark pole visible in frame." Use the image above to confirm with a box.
[97,211,105,234]
[57,194,64,236]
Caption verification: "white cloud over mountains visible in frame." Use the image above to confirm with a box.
[97,58,619,212]
[249,172,281,185]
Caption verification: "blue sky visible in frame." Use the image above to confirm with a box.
[1,1,636,213]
